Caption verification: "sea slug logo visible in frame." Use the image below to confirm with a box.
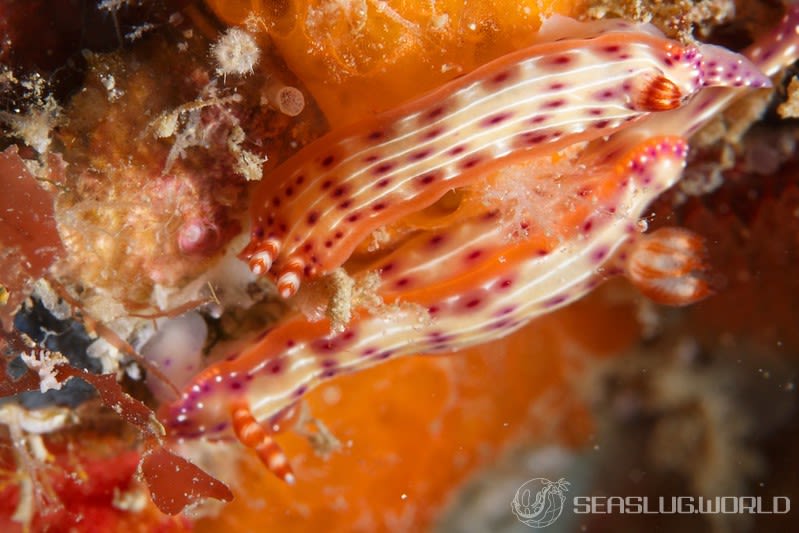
[511,477,570,528]
[510,476,791,528]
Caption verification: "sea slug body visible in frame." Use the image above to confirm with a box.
[161,9,799,483]
[240,15,768,298]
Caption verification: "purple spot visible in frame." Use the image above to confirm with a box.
[529,115,549,124]
[427,105,446,120]
[212,422,229,432]
[490,70,511,84]
[362,347,378,357]
[368,130,384,141]
[377,177,392,187]
[409,148,432,161]
[321,154,335,167]
[545,295,568,308]
[346,213,360,223]
[489,318,513,330]
[427,331,454,343]
[449,145,466,156]
[464,298,482,309]
[594,120,610,129]
[543,99,566,109]
[494,305,516,317]
[332,185,347,198]
[338,199,353,210]
[311,337,337,353]
[423,126,444,140]
[520,132,548,145]
[548,55,572,66]
[230,381,242,390]
[466,249,483,261]
[372,202,387,211]
[272,196,281,207]
[307,212,319,225]
[394,277,410,288]
[460,155,483,169]
[266,360,284,374]
[294,385,308,398]
[549,82,566,90]
[498,278,514,290]
[364,154,380,163]
[428,305,440,315]
[416,172,438,186]
[428,234,445,247]
[481,112,514,127]
[592,247,609,263]
[295,175,305,186]
[321,179,333,190]
[374,162,394,174]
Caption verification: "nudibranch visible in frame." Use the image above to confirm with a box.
[239,15,768,298]
[160,8,799,484]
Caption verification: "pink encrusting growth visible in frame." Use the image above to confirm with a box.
[160,8,799,481]
[240,15,769,298]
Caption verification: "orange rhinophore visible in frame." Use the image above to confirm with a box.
[231,401,295,484]
[633,74,683,111]
[625,227,713,306]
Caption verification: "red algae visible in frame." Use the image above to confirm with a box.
[140,447,233,515]
[0,332,231,516]
[0,435,192,533]
[0,146,62,329]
